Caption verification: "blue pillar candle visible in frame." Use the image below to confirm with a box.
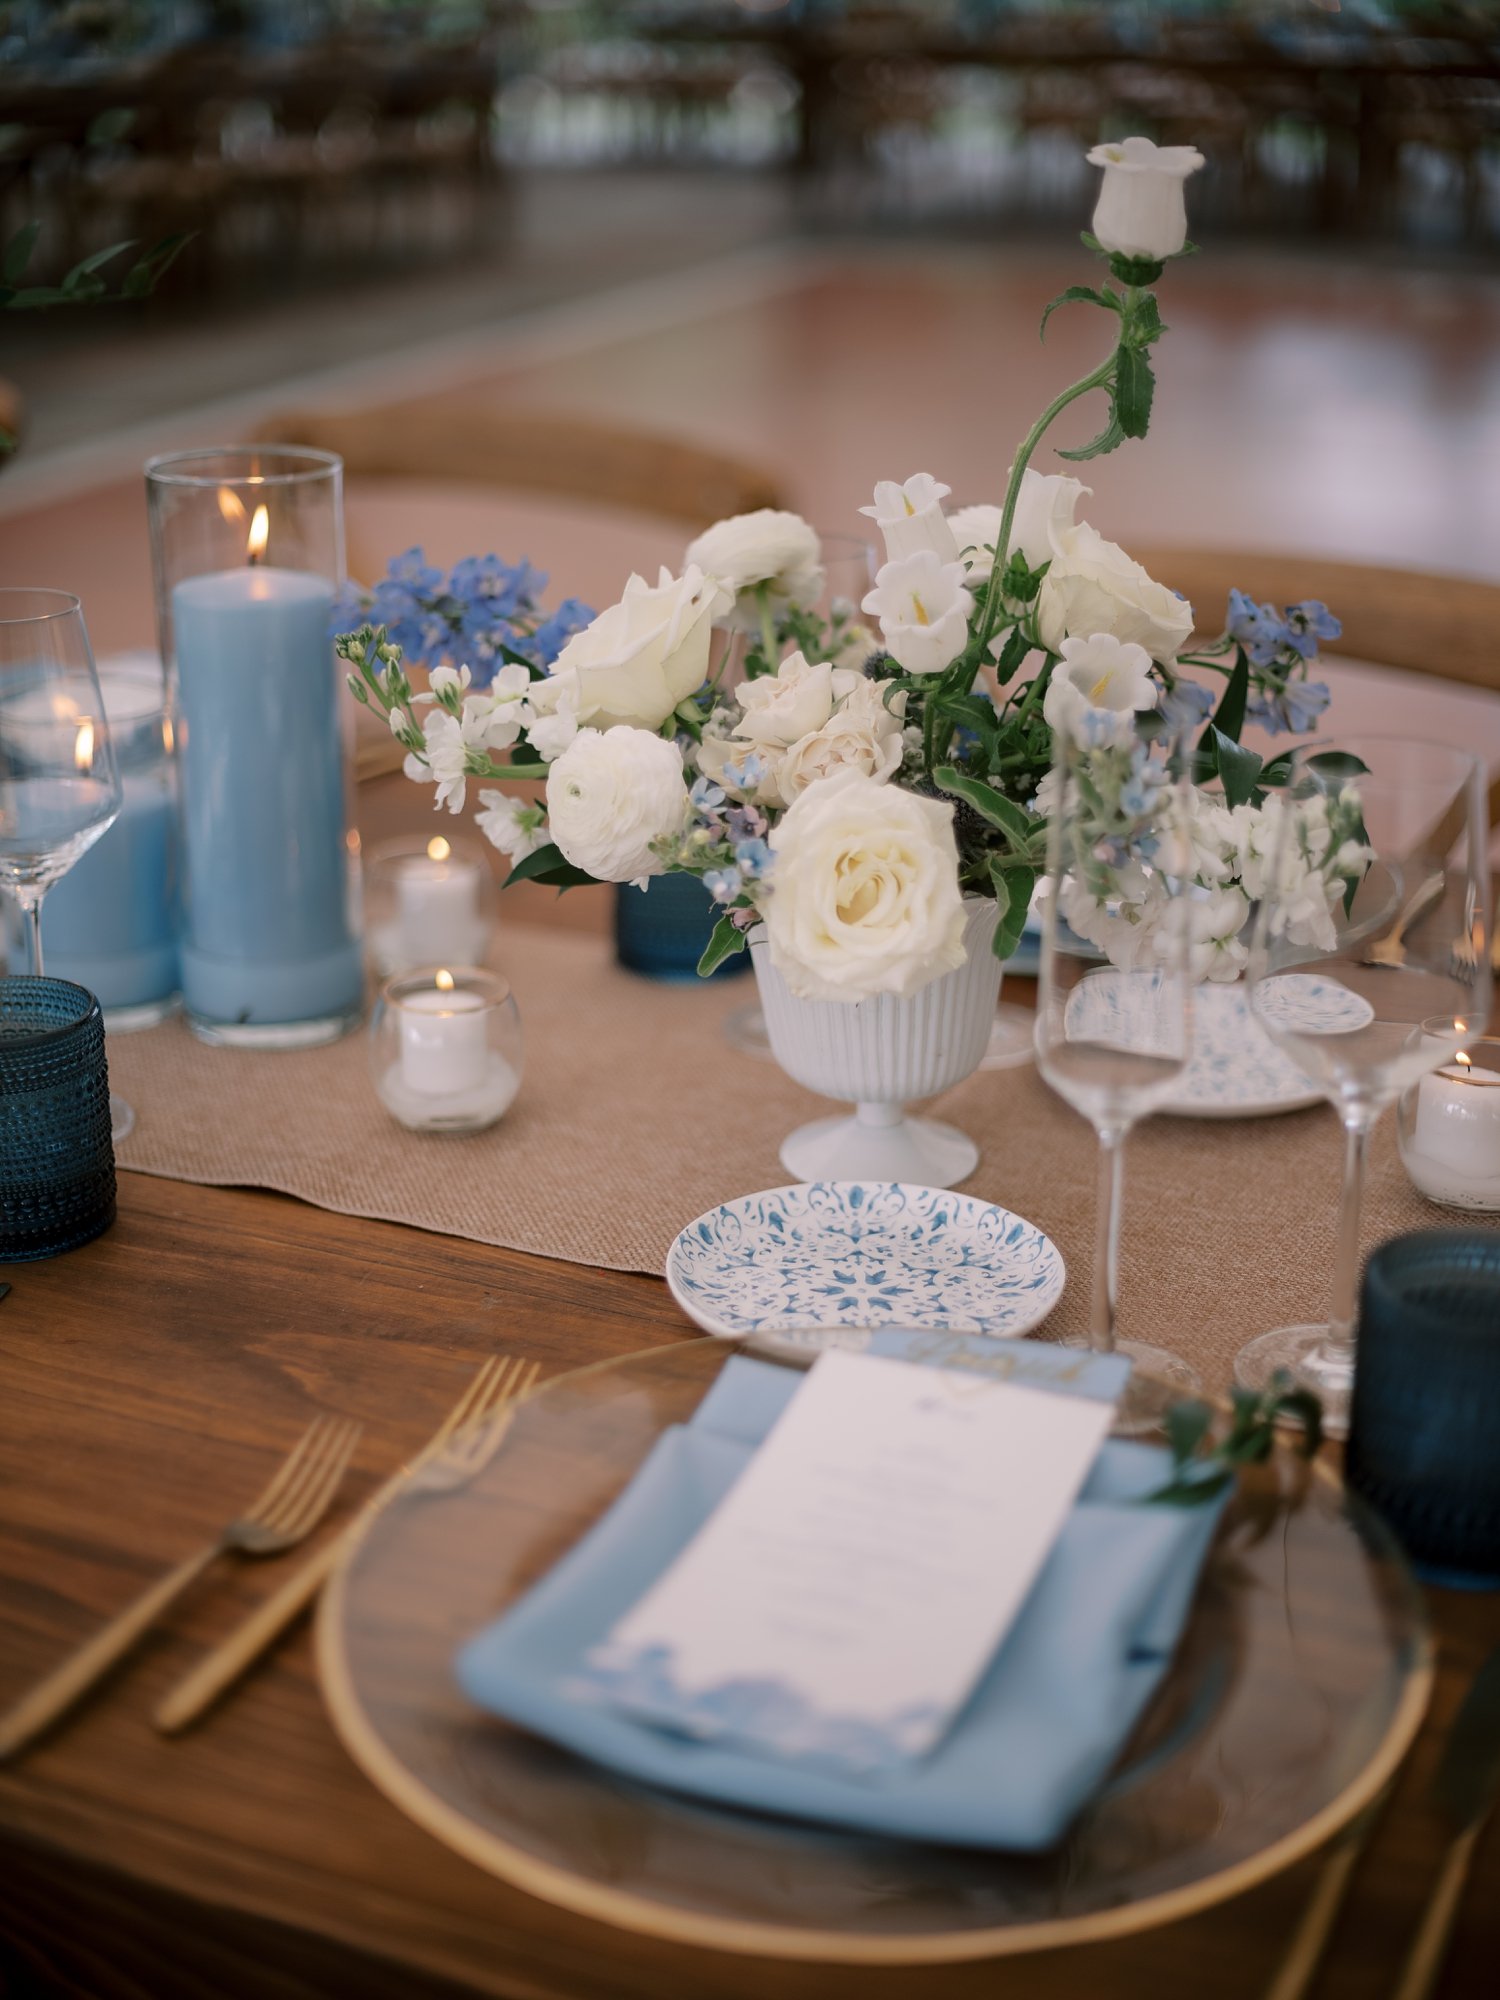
[172,564,362,1035]
[40,658,179,1021]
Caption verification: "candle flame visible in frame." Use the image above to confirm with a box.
[247,504,269,564]
[74,718,95,772]
[161,715,175,756]
[435,968,455,992]
[427,836,451,862]
[216,487,247,527]
[1457,1050,1472,1070]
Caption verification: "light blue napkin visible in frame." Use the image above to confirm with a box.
[456,1347,1225,1852]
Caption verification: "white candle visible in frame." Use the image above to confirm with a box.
[1408,1059,1500,1206]
[399,985,488,1097]
[394,843,483,967]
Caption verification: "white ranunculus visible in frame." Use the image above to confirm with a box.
[734,649,860,749]
[859,474,960,568]
[542,565,730,731]
[1042,631,1158,744]
[544,727,688,884]
[861,549,974,676]
[1036,522,1193,665]
[776,683,905,800]
[684,510,823,632]
[763,771,967,1002]
[1086,136,1205,262]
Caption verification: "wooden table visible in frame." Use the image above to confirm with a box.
[2,905,1500,1999]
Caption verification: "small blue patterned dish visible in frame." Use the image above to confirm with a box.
[665,1182,1066,1340]
[1163,975,1372,1120]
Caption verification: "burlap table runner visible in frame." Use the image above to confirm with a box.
[107,927,1496,1391]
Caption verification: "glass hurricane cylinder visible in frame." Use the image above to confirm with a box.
[146,447,362,1047]
[370,967,523,1134]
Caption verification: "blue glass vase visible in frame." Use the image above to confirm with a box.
[0,976,116,1261]
[614,876,750,984]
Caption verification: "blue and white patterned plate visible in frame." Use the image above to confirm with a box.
[1164,975,1373,1120]
[665,1182,1066,1340]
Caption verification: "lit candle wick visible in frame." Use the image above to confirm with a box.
[247,505,269,567]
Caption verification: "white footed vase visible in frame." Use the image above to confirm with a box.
[750,898,1002,1188]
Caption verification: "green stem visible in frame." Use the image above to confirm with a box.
[975,349,1119,656]
[756,582,778,670]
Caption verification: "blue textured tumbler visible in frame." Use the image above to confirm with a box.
[1346,1231,1500,1588]
[614,876,751,984]
[0,976,116,1260]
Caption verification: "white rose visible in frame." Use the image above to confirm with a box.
[1042,631,1158,745]
[734,649,860,749]
[763,771,967,1002]
[777,689,905,800]
[1086,136,1205,262]
[543,565,730,730]
[861,549,974,676]
[545,727,688,883]
[1036,522,1193,665]
[859,474,959,567]
[694,728,786,811]
[684,510,823,633]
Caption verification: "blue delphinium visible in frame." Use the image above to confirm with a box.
[330,547,593,688]
[1217,590,1342,736]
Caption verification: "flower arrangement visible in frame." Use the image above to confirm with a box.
[336,135,1357,1007]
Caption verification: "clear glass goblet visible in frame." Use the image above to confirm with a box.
[1235,736,1493,1433]
[0,590,131,1139]
[1034,713,1201,1433]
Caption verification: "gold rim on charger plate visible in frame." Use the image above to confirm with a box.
[314,1339,1435,1965]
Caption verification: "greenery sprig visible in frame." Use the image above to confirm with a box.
[1146,1372,1324,1508]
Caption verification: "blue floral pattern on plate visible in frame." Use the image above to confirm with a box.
[665,1182,1066,1339]
[1164,974,1374,1119]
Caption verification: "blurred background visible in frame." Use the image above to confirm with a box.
[3,0,1499,849]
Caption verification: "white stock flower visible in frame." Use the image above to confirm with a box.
[404,703,498,814]
[1087,136,1205,262]
[763,771,967,1002]
[734,649,862,749]
[861,549,974,676]
[777,684,905,800]
[1036,521,1193,665]
[520,681,579,761]
[544,727,689,884]
[1042,632,1158,744]
[1185,886,1252,982]
[474,789,548,863]
[859,474,959,567]
[546,566,730,730]
[684,510,823,632]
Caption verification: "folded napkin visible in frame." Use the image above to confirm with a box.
[456,1350,1225,1852]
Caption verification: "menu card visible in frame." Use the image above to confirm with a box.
[572,1349,1116,1777]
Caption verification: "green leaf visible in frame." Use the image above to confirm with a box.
[1039,284,1117,341]
[120,231,191,299]
[3,220,39,285]
[505,738,546,770]
[1212,728,1263,810]
[1115,344,1155,440]
[1212,652,1250,743]
[503,841,593,890]
[1164,1398,1214,1468]
[1126,291,1164,344]
[698,913,748,976]
[989,859,1037,959]
[6,286,71,309]
[1057,400,1127,463]
[1305,751,1369,785]
[991,624,1033,688]
[62,239,136,285]
[933,766,1036,850]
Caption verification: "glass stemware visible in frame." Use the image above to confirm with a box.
[0,590,131,1140]
[1033,715,1201,1432]
[1235,736,1493,1432]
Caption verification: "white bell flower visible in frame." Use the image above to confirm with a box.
[1087,136,1205,262]
[861,549,973,676]
[860,474,959,567]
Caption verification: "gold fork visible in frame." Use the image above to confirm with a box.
[0,1414,361,1760]
[154,1354,539,1734]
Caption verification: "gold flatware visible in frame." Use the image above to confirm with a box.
[154,1353,539,1735]
[0,1414,360,1761]
[1261,1795,1385,2000]
[1389,1645,1500,2000]
[1364,868,1445,969]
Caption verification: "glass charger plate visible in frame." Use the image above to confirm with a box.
[316,1337,1431,1965]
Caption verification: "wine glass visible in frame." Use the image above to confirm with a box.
[0,591,131,1139]
[1033,713,1201,1433]
[1235,736,1492,1433]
